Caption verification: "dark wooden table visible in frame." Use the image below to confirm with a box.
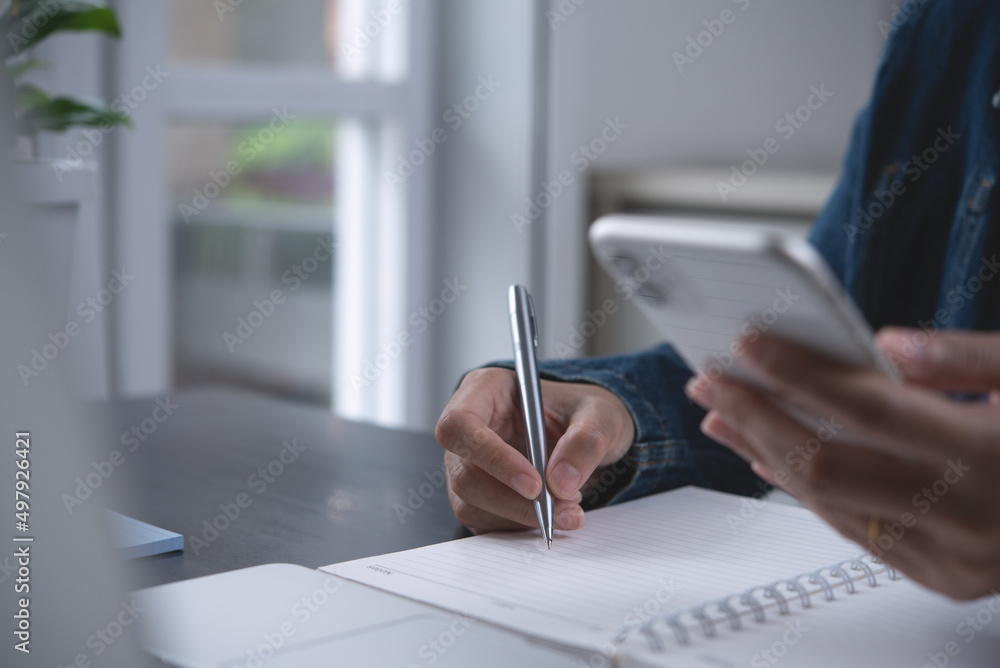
[109,388,466,591]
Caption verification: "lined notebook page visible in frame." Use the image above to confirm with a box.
[325,487,863,653]
[626,576,1000,668]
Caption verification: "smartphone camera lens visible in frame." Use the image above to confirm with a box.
[637,282,666,303]
[610,256,638,276]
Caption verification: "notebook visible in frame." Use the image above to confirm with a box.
[323,487,1000,667]
[107,510,184,560]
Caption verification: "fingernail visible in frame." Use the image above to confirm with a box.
[550,462,582,497]
[701,412,734,443]
[556,506,584,531]
[880,329,933,377]
[701,413,753,461]
[512,473,541,499]
[742,335,770,365]
[875,328,906,354]
[685,375,715,407]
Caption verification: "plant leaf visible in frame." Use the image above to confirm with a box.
[2,3,120,58]
[16,94,132,134]
[0,61,14,147]
[6,57,49,80]
[15,81,50,109]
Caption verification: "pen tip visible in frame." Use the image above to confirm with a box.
[547,539,552,550]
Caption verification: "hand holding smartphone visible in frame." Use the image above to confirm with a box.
[589,214,898,438]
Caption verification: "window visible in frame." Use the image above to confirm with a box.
[113,0,438,427]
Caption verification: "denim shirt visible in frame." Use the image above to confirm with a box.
[487,0,1000,508]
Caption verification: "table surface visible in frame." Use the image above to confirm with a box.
[110,388,467,591]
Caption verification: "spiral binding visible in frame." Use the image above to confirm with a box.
[618,553,899,651]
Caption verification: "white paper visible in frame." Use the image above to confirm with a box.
[325,487,863,654]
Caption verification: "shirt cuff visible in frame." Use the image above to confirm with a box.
[483,344,764,509]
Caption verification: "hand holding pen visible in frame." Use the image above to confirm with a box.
[435,286,635,538]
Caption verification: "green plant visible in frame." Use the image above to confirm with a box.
[1,0,130,148]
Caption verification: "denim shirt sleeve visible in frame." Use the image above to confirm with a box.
[484,344,765,509]
[810,0,1000,332]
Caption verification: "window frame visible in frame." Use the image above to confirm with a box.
[111,0,440,428]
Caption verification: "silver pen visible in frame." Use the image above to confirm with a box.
[508,284,555,548]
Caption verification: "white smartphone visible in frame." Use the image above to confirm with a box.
[589,214,898,390]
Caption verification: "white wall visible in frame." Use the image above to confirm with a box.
[540,0,896,355]
[429,0,541,414]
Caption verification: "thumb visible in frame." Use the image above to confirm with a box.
[876,327,1000,391]
[545,391,634,500]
